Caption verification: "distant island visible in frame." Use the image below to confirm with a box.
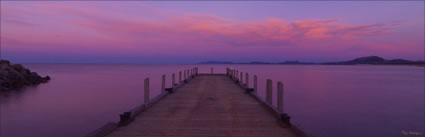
[199,56,425,66]
[324,56,425,65]
[0,60,50,92]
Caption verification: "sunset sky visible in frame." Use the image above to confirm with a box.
[1,1,424,64]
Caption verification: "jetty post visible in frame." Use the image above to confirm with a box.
[162,74,166,93]
[144,78,150,103]
[226,68,229,76]
[172,73,176,86]
[266,79,273,105]
[230,69,234,79]
[236,70,238,81]
[179,71,182,83]
[240,72,243,83]
[245,72,249,87]
[254,75,258,94]
[277,81,284,113]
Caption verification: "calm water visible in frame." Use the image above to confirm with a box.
[0,64,423,137]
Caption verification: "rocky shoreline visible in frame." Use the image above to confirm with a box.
[0,60,50,92]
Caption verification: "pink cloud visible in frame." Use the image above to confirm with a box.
[1,2,422,62]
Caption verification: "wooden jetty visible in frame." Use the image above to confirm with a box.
[86,68,309,137]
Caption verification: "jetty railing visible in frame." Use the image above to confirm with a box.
[87,67,310,137]
[86,67,199,137]
[226,68,290,124]
[226,67,310,137]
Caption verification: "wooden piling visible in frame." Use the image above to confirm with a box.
[179,71,182,83]
[236,70,238,80]
[240,72,243,83]
[162,74,166,93]
[246,72,249,87]
[226,68,229,76]
[172,73,176,86]
[277,81,284,113]
[266,79,273,105]
[254,75,258,94]
[144,78,149,103]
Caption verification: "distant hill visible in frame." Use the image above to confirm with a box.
[277,61,315,65]
[199,56,424,66]
[199,61,234,64]
[324,56,425,65]
[199,60,314,65]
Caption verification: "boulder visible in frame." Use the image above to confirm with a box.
[0,60,50,92]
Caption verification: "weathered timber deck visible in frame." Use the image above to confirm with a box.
[104,75,300,137]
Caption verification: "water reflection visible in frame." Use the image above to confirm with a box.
[0,64,423,137]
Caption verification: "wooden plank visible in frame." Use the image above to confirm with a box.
[105,75,299,137]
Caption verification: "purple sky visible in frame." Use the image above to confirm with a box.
[1,1,424,64]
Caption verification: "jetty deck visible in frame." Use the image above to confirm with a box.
[88,68,307,137]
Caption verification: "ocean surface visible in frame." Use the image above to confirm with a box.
[0,64,424,137]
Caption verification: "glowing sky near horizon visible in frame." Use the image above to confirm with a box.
[1,1,424,63]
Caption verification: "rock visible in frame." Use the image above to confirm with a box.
[0,60,50,92]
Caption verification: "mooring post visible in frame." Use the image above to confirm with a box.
[192,68,195,77]
[172,73,176,86]
[162,74,166,93]
[230,69,233,78]
[254,75,258,94]
[240,72,243,83]
[246,72,249,87]
[236,70,238,80]
[226,68,229,76]
[179,71,182,83]
[225,68,227,75]
[277,81,284,113]
[144,78,150,104]
[266,79,273,105]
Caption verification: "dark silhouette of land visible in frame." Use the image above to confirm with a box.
[0,60,50,92]
[324,56,425,65]
[200,56,425,66]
